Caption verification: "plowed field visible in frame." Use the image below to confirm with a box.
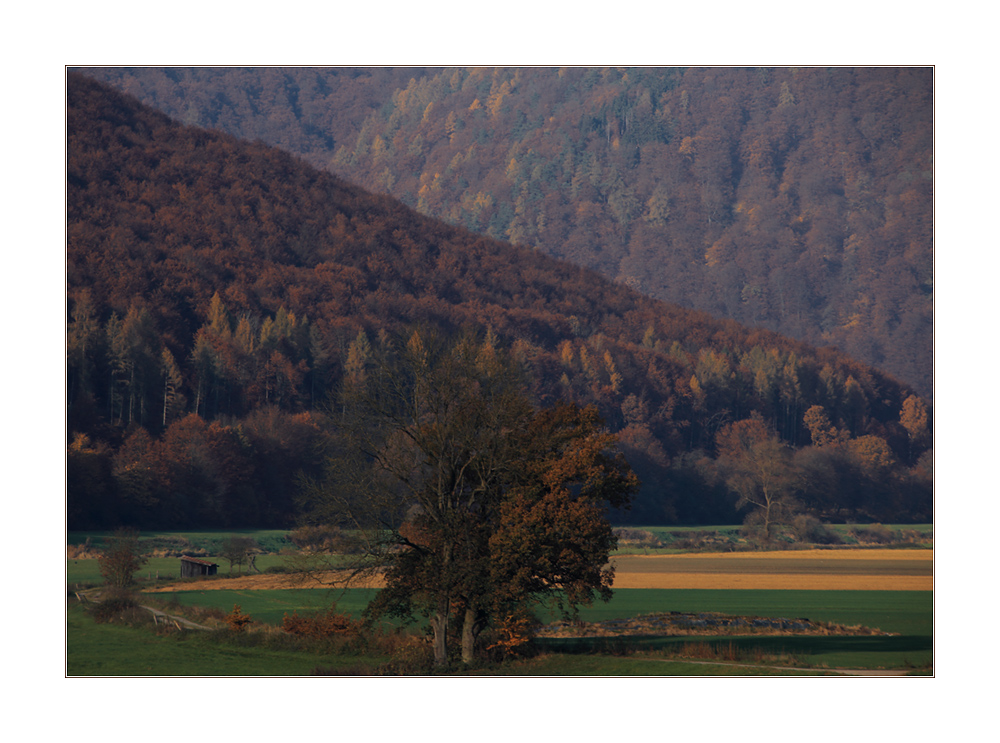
[609,549,932,590]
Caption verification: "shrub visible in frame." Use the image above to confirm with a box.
[91,592,136,623]
[90,588,151,628]
[224,604,254,633]
[852,523,897,544]
[287,524,352,553]
[282,606,358,638]
[484,609,541,661]
[667,640,798,666]
[669,530,748,552]
[791,515,843,545]
[613,528,664,549]
[68,538,100,559]
[377,637,435,675]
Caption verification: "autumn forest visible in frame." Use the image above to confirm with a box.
[80,66,933,401]
[66,70,932,532]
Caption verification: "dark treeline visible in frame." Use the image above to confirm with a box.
[66,74,931,531]
[78,66,933,402]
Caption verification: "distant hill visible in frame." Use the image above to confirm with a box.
[77,66,933,401]
[66,73,930,529]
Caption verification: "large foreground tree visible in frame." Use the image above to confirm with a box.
[298,329,637,666]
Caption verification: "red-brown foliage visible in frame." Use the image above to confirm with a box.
[282,607,358,638]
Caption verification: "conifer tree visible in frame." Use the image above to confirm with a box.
[161,348,185,427]
[68,289,101,410]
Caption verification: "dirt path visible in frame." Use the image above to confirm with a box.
[140,605,214,631]
[75,586,215,630]
[142,570,385,592]
[635,657,913,676]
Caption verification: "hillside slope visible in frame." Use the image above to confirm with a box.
[66,73,930,529]
[77,66,933,401]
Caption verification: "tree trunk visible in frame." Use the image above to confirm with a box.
[762,493,773,543]
[461,605,479,665]
[430,599,450,667]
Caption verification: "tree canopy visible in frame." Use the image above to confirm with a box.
[715,414,797,543]
[299,330,637,666]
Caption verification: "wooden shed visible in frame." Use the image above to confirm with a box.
[180,556,219,578]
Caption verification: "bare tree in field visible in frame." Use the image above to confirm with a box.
[716,414,798,544]
[98,527,148,588]
[220,536,259,575]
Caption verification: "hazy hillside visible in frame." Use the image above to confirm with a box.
[77,66,933,401]
[66,73,930,529]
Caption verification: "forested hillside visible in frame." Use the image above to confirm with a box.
[66,73,931,531]
[78,66,933,401]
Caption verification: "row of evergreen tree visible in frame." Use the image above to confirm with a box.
[68,290,932,529]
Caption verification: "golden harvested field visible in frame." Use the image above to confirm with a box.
[143,549,932,593]
[610,549,932,590]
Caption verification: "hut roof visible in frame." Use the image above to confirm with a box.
[180,556,219,566]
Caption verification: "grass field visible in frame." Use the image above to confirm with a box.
[62,601,848,677]
[67,554,294,587]
[67,529,296,551]
[69,602,822,677]
[136,585,930,672]
[66,526,933,675]
[158,587,381,626]
[67,586,930,675]
[560,588,931,670]
[65,602,390,676]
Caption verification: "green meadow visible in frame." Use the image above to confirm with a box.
[182,587,932,670]
[66,586,930,675]
[65,602,391,676]
[66,527,933,675]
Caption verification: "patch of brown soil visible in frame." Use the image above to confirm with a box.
[610,549,932,590]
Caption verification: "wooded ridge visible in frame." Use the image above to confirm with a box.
[77,66,933,401]
[66,73,931,530]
